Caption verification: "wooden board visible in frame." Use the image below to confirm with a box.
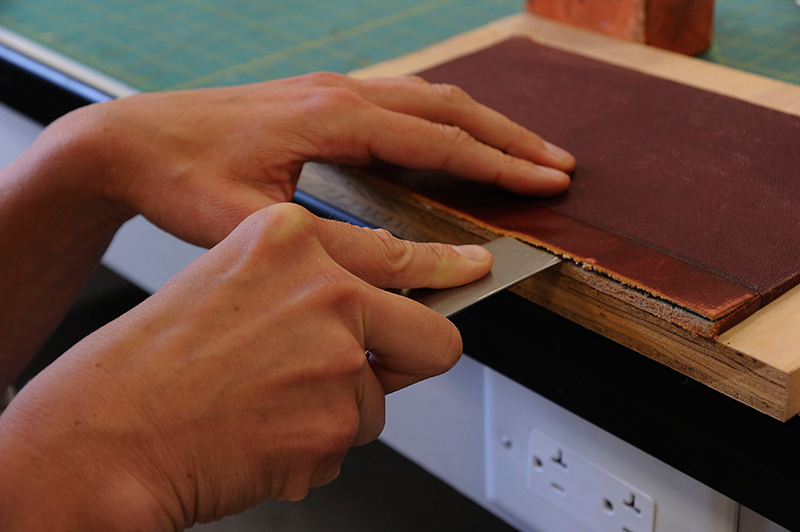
[378,37,800,338]
[526,0,714,55]
[296,13,800,420]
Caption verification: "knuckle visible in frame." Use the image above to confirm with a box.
[297,71,350,88]
[499,124,529,154]
[372,228,415,282]
[310,462,343,491]
[306,417,357,465]
[319,273,364,310]
[303,278,369,344]
[248,203,316,242]
[304,409,359,490]
[435,125,477,172]
[273,201,316,227]
[306,86,364,115]
[323,336,370,379]
[443,124,475,148]
[324,403,362,448]
[307,395,360,451]
[427,241,452,263]
[403,74,428,84]
[431,82,472,108]
[276,363,364,501]
[505,124,543,155]
[232,203,318,266]
[497,152,529,181]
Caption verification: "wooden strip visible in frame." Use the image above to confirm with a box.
[525,0,714,55]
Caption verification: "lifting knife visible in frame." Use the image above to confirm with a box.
[407,236,561,317]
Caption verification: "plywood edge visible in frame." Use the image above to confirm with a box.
[298,163,793,419]
[787,370,800,422]
[719,283,800,419]
[511,266,791,420]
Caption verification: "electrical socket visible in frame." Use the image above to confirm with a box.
[485,370,738,532]
[527,429,656,532]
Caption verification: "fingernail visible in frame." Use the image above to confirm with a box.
[544,141,574,163]
[452,244,491,262]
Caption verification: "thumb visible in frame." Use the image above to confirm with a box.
[315,220,493,289]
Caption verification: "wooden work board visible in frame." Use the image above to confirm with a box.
[296,13,800,421]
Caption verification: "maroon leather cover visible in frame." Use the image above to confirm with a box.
[380,37,800,333]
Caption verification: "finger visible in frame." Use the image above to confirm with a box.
[284,73,575,173]
[367,354,460,394]
[283,73,571,195]
[352,364,387,446]
[314,218,493,289]
[356,108,571,196]
[354,76,576,173]
[361,287,463,389]
[310,212,467,398]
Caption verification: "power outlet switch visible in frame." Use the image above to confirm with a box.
[527,429,656,532]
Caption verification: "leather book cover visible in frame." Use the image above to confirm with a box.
[374,37,800,336]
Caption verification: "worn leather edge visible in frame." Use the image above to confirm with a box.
[298,163,794,419]
[365,166,760,328]
[306,163,758,337]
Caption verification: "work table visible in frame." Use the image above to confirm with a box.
[297,14,800,529]
[3,8,800,531]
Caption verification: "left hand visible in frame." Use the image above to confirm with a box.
[41,72,574,248]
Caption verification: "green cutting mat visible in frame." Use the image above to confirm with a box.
[0,0,521,90]
[699,0,800,84]
[1,0,799,91]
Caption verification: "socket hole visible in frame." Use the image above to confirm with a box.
[622,528,634,532]
[532,455,543,470]
[602,498,614,515]
[550,449,568,470]
[500,436,512,450]
[623,493,642,515]
[549,482,566,496]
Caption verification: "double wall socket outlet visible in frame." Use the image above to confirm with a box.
[483,369,738,532]
[527,429,655,532]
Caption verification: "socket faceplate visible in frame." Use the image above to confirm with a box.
[484,370,738,532]
[527,429,655,532]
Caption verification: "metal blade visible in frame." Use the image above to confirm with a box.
[408,236,561,317]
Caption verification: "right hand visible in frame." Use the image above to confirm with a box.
[0,203,493,531]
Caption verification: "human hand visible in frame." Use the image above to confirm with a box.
[46,73,574,249]
[0,203,493,531]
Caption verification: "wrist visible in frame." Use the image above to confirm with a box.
[0,389,175,532]
[1,106,136,245]
[30,105,137,228]
[0,105,136,387]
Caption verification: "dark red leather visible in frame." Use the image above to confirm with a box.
[379,38,800,333]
